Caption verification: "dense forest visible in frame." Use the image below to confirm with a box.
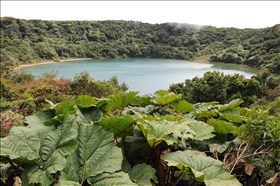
[1,17,280,73]
[169,70,280,107]
[1,17,280,185]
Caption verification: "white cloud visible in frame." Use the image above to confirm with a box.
[1,1,279,28]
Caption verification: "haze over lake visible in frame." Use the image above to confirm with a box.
[16,58,259,94]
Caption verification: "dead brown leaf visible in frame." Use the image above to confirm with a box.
[266,172,280,186]
[244,163,255,176]
[13,176,22,186]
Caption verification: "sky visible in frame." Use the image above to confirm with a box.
[1,1,280,29]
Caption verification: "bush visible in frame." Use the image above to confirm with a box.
[0,110,25,138]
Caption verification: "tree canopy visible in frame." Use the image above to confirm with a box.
[1,17,280,73]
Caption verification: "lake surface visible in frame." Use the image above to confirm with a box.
[16,58,259,94]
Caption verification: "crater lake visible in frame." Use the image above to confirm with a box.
[15,58,259,94]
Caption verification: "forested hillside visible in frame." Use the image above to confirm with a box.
[1,17,280,73]
[1,17,280,186]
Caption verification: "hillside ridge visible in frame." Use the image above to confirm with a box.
[1,17,279,73]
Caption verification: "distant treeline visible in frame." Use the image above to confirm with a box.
[1,17,280,73]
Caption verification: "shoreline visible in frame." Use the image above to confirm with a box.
[13,58,92,70]
[13,57,265,75]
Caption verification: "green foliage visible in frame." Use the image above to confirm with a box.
[0,110,26,137]
[100,115,136,138]
[238,106,280,173]
[137,120,193,147]
[153,90,182,105]
[0,71,128,116]
[110,91,138,110]
[1,17,279,74]
[1,122,55,165]
[171,100,194,113]
[0,97,136,185]
[189,120,215,141]
[61,123,122,185]
[268,96,280,116]
[170,71,280,106]
[70,71,128,97]
[75,95,97,108]
[163,150,242,185]
[218,99,244,112]
[0,79,18,103]
[128,164,158,185]
[1,90,279,185]
[87,172,137,186]
[208,119,238,137]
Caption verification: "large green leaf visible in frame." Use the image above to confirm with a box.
[203,166,243,186]
[207,119,238,136]
[1,122,76,186]
[192,102,218,119]
[220,108,244,123]
[208,140,232,154]
[54,100,76,121]
[189,120,215,141]
[22,154,66,186]
[123,105,157,116]
[43,118,61,127]
[143,114,183,122]
[100,115,136,138]
[55,100,76,115]
[75,95,97,108]
[218,99,244,112]
[62,123,123,184]
[25,111,53,126]
[95,98,110,109]
[193,110,218,119]
[207,119,238,145]
[154,90,169,96]
[138,121,174,147]
[56,171,137,186]
[130,95,153,107]
[89,172,137,186]
[159,115,183,122]
[121,156,132,173]
[163,150,241,186]
[54,172,80,186]
[0,125,54,163]
[21,124,78,185]
[137,120,192,147]
[128,163,158,185]
[76,106,103,123]
[110,91,138,110]
[43,108,57,120]
[171,120,195,148]
[96,101,112,114]
[153,92,182,105]
[40,124,78,161]
[171,100,194,113]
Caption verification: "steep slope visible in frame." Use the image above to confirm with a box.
[1,17,279,73]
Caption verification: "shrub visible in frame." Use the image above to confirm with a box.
[0,110,25,138]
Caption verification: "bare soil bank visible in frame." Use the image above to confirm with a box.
[14,58,92,70]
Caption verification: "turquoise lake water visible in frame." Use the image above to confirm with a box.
[16,58,259,94]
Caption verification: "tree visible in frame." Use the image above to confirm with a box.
[1,17,280,74]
